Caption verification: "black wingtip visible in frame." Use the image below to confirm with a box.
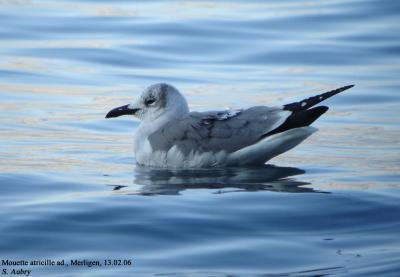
[339,84,355,91]
[263,106,329,138]
[283,84,354,112]
[325,84,355,96]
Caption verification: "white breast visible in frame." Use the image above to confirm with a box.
[134,133,229,168]
[134,116,231,167]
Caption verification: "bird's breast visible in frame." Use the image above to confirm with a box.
[133,124,229,167]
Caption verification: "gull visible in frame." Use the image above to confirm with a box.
[106,83,353,168]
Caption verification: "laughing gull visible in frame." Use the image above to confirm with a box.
[106,83,353,168]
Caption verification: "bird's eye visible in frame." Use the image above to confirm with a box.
[145,98,156,106]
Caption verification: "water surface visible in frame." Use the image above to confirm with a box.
[1,0,400,276]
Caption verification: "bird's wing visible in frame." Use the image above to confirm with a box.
[147,85,354,156]
[147,107,290,154]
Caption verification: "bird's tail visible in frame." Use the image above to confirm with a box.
[283,85,354,112]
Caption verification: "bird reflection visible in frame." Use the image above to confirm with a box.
[112,165,324,195]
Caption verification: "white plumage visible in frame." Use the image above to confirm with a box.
[106,83,353,168]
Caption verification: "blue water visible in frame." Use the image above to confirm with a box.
[1,0,400,276]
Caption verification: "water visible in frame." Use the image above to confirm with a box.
[1,0,400,276]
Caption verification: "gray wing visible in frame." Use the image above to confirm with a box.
[148,107,290,155]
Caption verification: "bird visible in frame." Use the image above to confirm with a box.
[106,83,353,168]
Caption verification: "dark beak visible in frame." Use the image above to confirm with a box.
[105,104,140,118]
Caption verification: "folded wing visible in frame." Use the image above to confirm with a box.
[148,107,291,155]
[148,85,354,156]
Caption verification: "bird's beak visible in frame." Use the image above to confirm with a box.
[105,104,140,118]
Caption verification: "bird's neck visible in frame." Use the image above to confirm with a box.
[139,109,186,135]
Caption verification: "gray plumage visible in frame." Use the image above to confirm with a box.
[105,83,354,168]
[148,106,288,155]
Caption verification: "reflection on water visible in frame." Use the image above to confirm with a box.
[123,165,321,195]
[1,0,400,276]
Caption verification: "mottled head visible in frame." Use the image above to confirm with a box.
[106,83,189,122]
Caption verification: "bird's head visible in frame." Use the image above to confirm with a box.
[106,83,189,122]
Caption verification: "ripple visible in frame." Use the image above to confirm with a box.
[1,0,400,276]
